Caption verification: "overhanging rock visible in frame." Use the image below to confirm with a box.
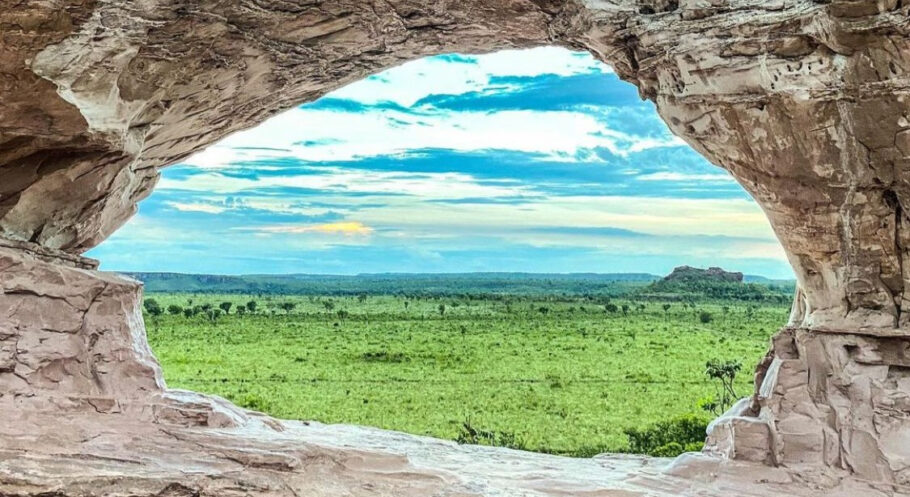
[3,0,910,495]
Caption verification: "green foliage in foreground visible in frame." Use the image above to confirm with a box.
[625,414,711,457]
[144,293,786,457]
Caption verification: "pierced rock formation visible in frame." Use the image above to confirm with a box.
[3,0,910,495]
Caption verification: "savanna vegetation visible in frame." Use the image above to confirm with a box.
[140,273,790,458]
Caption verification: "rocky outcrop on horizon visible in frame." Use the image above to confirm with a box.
[663,266,745,284]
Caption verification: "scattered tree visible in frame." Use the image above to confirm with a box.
[144,299,163,330]
[167,304,183,316]
[219,302,233,314]
[144,298,163,317]
[701,359,743,415]
[206,308,223,323]
[246,300,258,313]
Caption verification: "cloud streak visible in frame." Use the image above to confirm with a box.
[251,221,374,236]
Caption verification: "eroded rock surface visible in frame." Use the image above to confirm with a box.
[4,0,910,495]
[0,247,904,496]
[707,327,910,486]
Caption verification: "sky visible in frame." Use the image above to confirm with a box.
[88,47,793,278]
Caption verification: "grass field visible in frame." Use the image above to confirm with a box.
[144,292,787,456]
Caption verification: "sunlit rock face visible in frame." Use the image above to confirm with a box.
[3,0,910,495]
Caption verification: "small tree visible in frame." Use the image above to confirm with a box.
[144,298,163,317]
[438,303,446,316]
[357,294,368,304]
[219,301,233,314]
[206,308,223,323]
[322,300,335,312]
[698,311,713,324]
[183,308,195,318]
[702,359,743,415]
[144,299,163,330]
[280,302,297,314]
[662,303,671,319]
[604,303,618,314]
[621,304,630,316]
[236,306,247,318]
[246,300,258,313]
[167,304,183,316]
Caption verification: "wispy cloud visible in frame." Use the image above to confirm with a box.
[181,108,684,166]
[158,167,534,200]
[637,172,735,182]
[252,221,373,236]
[165,201,227,214]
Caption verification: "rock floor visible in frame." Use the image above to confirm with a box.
[1,396,905,497]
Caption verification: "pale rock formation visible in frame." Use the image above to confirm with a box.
[3,0,910,495]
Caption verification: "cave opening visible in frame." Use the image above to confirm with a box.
[85,47,792,457]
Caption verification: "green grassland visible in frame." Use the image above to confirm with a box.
[144,291,788,456]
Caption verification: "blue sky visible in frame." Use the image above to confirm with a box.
[88,47,793,278]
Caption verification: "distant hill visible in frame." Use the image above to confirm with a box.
[662,266,743,283]
[122,270,794,299]
[123,272,662,297]
[637,266,794,302]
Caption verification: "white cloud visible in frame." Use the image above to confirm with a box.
[159,167,533,199]
[174,47,657,167]
[182,107,682,167]
[249,221,373,236]
[351,195,778,241]
[331,47,610,107]
[637,172,735,182]
[165,201,227,214]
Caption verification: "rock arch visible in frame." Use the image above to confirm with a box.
[3,1,910,495]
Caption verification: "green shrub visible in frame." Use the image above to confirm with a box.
[235,393,270,412]
[456,419,527,451]
[624,413,709,457]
